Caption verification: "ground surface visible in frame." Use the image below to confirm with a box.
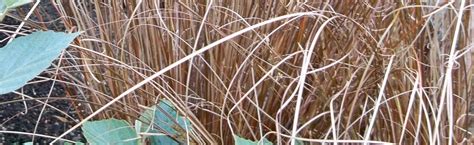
[0,79,84,144]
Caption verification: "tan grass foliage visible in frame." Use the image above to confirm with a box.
[27,0,474,144]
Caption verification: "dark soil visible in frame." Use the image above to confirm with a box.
[0,79,84,144]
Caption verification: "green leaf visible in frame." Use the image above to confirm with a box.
[82,118,139,145]
[0,31,80,95]
[5,0,32,8]
[64,142,85,145]
[234,135,273,145]
[138,100,192,145]
[0,0,33,21]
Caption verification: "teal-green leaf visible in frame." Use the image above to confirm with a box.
[0,31,80,95]
[63,141,85,145]
[138,100,192,145]
[82,118,139,145]
[234,135,273,145]
[0,0,33,21]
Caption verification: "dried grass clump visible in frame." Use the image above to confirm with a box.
[41,0,474,144]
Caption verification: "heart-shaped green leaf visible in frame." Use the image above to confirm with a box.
[138,100,192,145]
[82,118,139,145]
[0,31,80,95]
[0,0,33,21]
[234,135,273,145]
